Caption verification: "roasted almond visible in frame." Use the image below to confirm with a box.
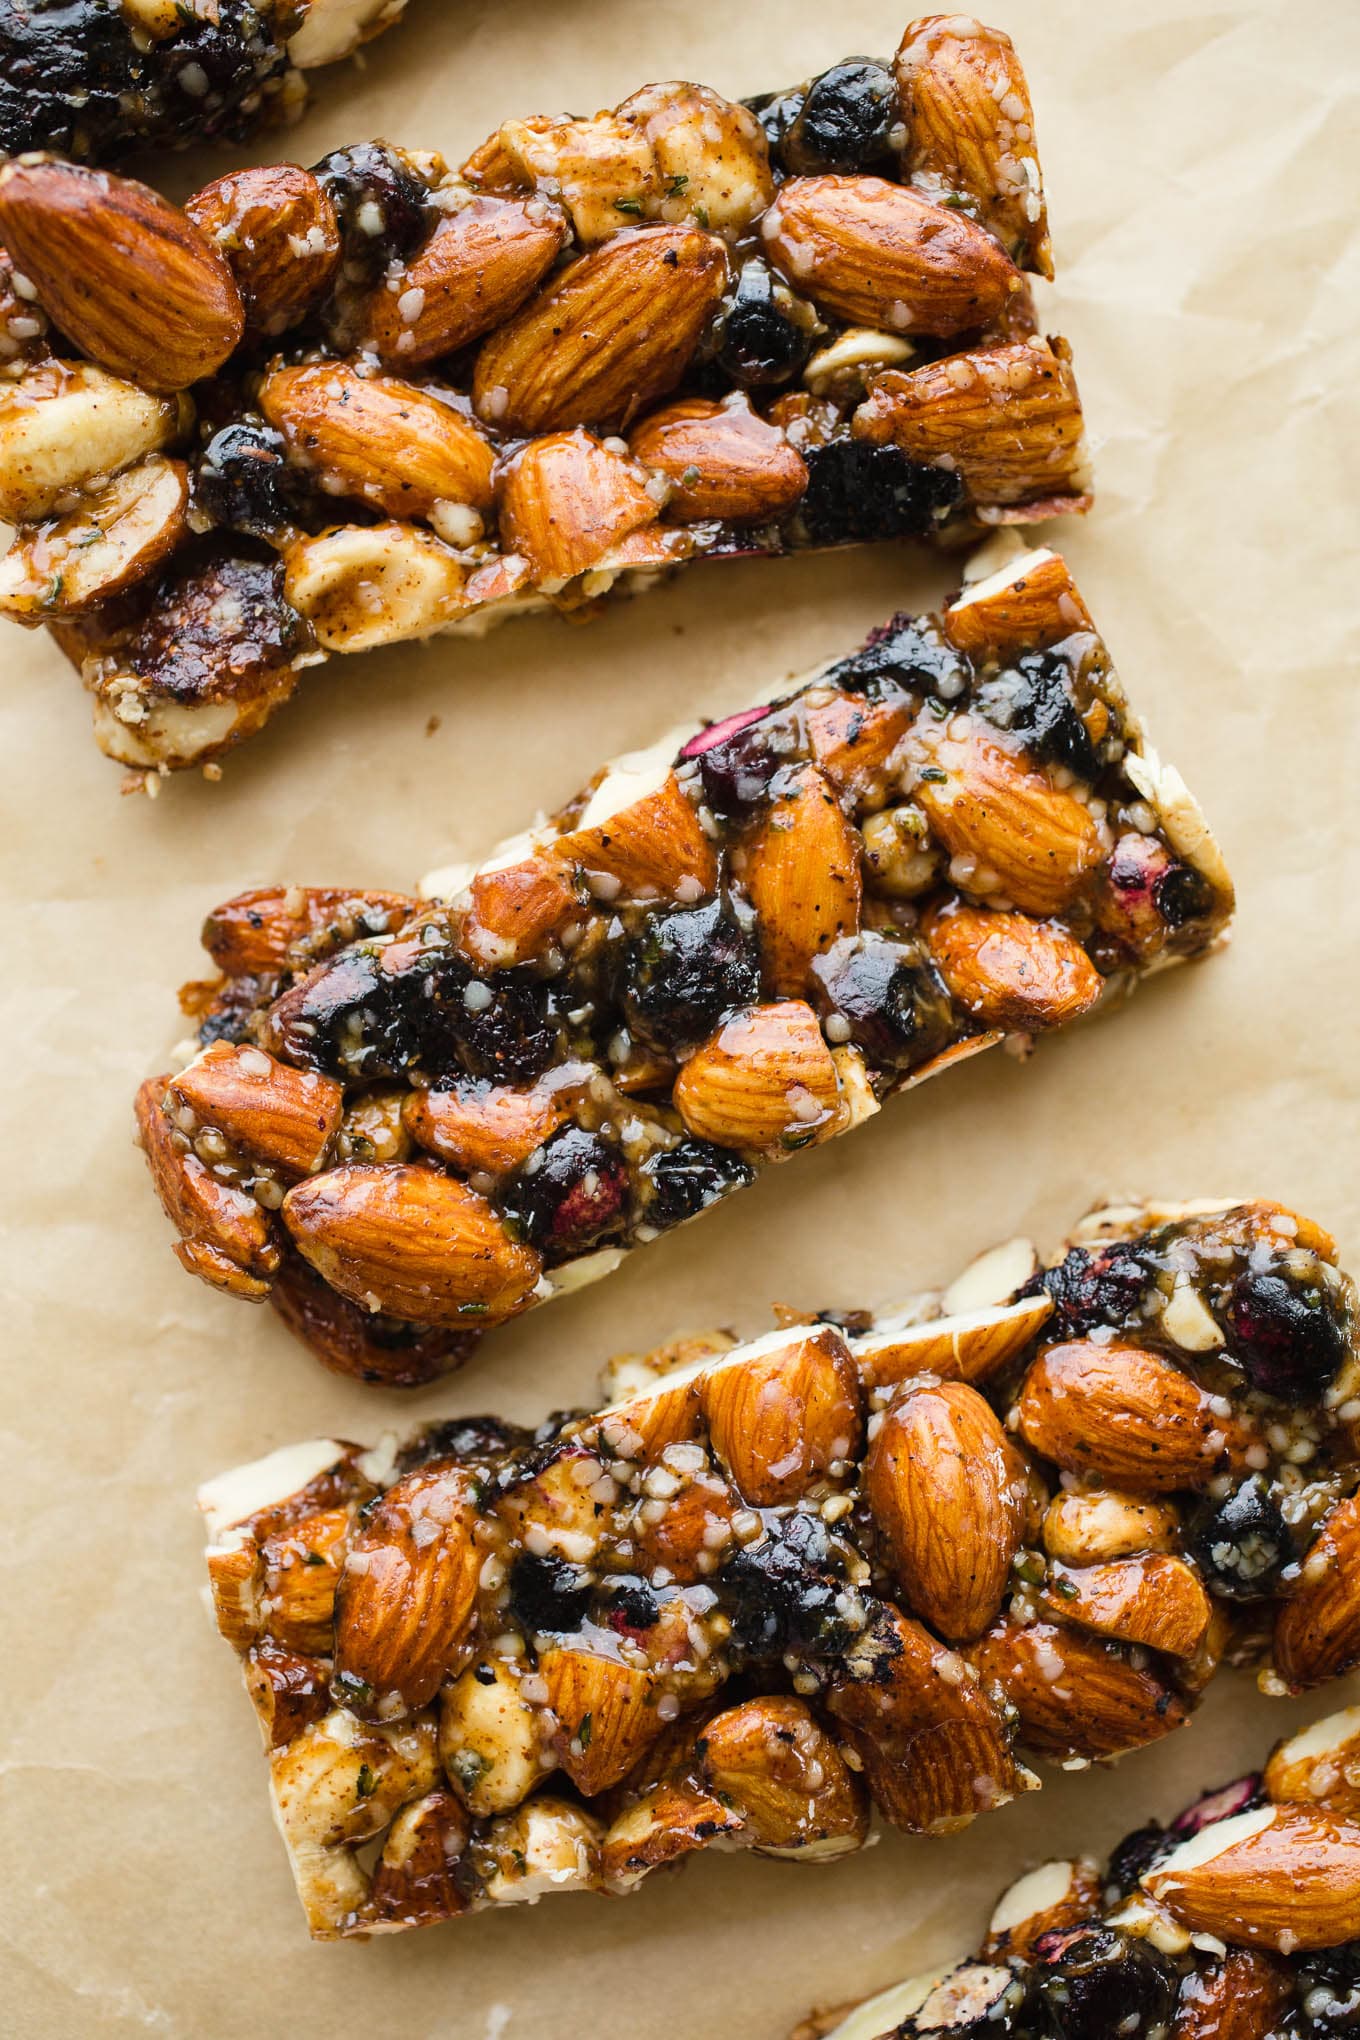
[907,715,1105,915]
[167,1041,344,1180]
[1039,1553,1212,1658]
[674,1000,840,1159]
[944,547,1094,663]
[266,1251,474,1390]
[982,1859,1104,1961]
[628,394,808,522]
[0,454,187,619]
[554,756,717,902]
[185,165,341,335]
[601,1780,741,1889]
[1142,1804,1360,1952]
[1016,1341,1251,1493]
[1272,1493,1360,1692]
[805,691,914,800]
[496,429,660,585]
[332,1463,483,1713]
[0,158,244,391]
[363,193,569,366]
[697,1696,868,1856]
[260,1504,351,1656]
[448,851,583,970]
[701,1326,863,1506]
[472,223,729,435]
[260,362,495,519]
[135,1075,279,1291]
[852,1292,1053,1393]
[0,358,189,524]
[744,764,863,996]
[925,905,1104,1031]
[762,174,1020,337]
[244,1639,332,1750]
[540,1646,662,1796]
[1159,1949,1292,2039]
[403,1073,582,1178]
[1265,1704,1360,1818]
[201,886,413,978]
[971,1614,1189,1760]
[365,1789,474,1929]
[206,1539,262,1650]
[282,1162,542,1327]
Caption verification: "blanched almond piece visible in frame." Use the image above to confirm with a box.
[364,194,569,366]
[1041,1487,1180,1566]
[332,1464,483,1713]
[1016,1341,1250,1493]
[853,1293,1053,1392]
[1039,1554,1212,1658]
[185,165,341,335]
[555,762,717,901]
[0,455,187,619]
[365,1788,473,1929]
[404,1075,580,1178]
[440,1656,546,1816]
[908,715,1104,915]
[270,1707,440,1851]
[282,1163,542,1327]
[0,359,189,523]
[866,1382,1025,1643]
[496,1444,614,1564]
[495,109,658,245]
[1265,1704,1360,1817]
[496,428,660,585]
[1272,1493,1360,1692]
[473,223,729,434]
[478,1796,603,1906]
[261,363,494,518]
[540,1647,662,1795]
[282,522,468,653]
[744,764,862,995]
[982,1858,1103,1961]
[167,1041,343,1180]
[697,1696,868,1857]
[701,1326,863,1506]
[1143,1804,1360,1952]
[628,394,807,522]
[944,547,1094,663]
[971,1615,1189,1759]
[926,905,1104,1031]
[674,1000,840,1160]
[135,1075,280,1289]
[615,82,775,239]
[202,886,413,977]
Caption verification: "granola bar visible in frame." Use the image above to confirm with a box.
[135,547,1233,1377]
[0,17,1091,773]
[0,0,406,164]
[198,1197,1360,1938]
[795,1701,1360,2037]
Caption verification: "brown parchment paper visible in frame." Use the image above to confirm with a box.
[4,2,1360,2033]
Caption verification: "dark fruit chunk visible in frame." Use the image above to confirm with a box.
[800,440,964,545]
[129,549,306,705]
[638,1138,754,1230]
[1188,1475,1292,1599]
[686,705,798,815]
[827,612,969,702]
[1152,860,1216,929]
[1222,1268,1348,1402]
[743,86,804,157]
[809,931,953,1073]
[398,1416,530,1474]
[1032,1244,1149,1337]
[1033,1925,1176,2040]
[719,1510,854,1658]
[1103,1821,1169,1898]
[314,142,431,270]
[503,1127,630,1259]
[1295,1942,1360,2034]
[507,1552,593,1635]
[620,898,761,1052]
[782,61,898,174]
[1170,1772,1263,1837]
[974,650,1097,781]
[598,1575,661,1635]
[194,421,306,541]
[714,260,810,387]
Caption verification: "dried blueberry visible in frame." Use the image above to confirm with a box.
[1222,1268,1348,1402]
[1103,1821,1170,1898]
[638,1138,754,1230]
[503,1127,630,1259]
[1296,1942,1360,2033]
[719,1510,853,1658]
[782,61,898,174]
[689,707,795,815]
[800,440,964,545]
[974,651,1097,781]
[193,421,307,541]
[1033,1244,1150,1337]
[507,1552,593,1635]
[398,1415,530,1474]
[1152,861,1216,929]
[620,898,762,1052]
[1188,1475,1292,1599]
[1033,1925,1176,2040]
[810,932,953,1073]
[313,141,431,270]
[597,1575,661,1635]
[714,260,810,386]
[826,613,970,702]
[743,86,804,157]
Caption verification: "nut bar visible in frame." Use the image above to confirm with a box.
[0,16,1091,774]
[137,547,1233,1378]
[795,1700,1360,2038]
[198,1197,1360,1939]
[0,1,407,164]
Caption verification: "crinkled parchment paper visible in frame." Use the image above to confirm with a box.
[3,1,1359,2033]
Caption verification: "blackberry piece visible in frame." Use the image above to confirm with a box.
[313,141,431,271]
[503,1127,630,1259]
[638,1138,754,1230]
[1033,1925,1177,2040]
[1296,1942,1360,2034]
[1188,1476,1293,1599]
[597,1575,661,1635]
[809,931,952,1073]
[620,898,761,1053]
[507,1552,593,1635]
[193,421,307,542]
[782,60,898,174]
[714,259,810,386]
[974,650,1098,781]
[719,1510,853,1658]
[800,440,964,545]
[1033,1243,1150,1337]
[826,612,970,702]
[1222,1267,1349,1403]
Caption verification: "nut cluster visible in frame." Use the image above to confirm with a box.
[0,16,1091,773]
[137,549,1233,1377]
[200,1198,1360,1939]
[797,1701,1360,2038]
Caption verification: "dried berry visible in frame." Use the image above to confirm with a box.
[974,651,1097,781]
[782,60,898,174]
[129,548,306,706]
[638,1138,754,1230]
[810,931,953,1074]
[827,612,969,702]
[314,142,431,272]
[800,440,964,545]
[398,1416,530,1475]
[597,1576,661,1635]
[1188,1475,1292,1599]
[1295,1942,1360,2034]
[1033,1925,1177,2040]
[1033,1244,1150,1338]
[193,420,307,542]
[1103,1821,1169,1898]
[620,898,761,1052]
[1169,1772,1263,1838]
[1152,860,1216,929]
[743,86,804,158]
[1222,1268,1348,1403]
[719,1510,854,1658]
[714,259,810,386]
[503,1127,630,1259]
[507,1551,593,1635]
[686,706,795,816]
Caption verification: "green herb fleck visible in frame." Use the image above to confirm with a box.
[680,464,703,488]
[578,1712,594,1749]
[304,1549,326,1568]
[694,204,710,227]
[614,197,644,216]
[333,1670,374,1706]
[919,766,948,784]
[1053,1576,1080,1601]
[512,1848,528,1873]
[458,1300,490,1317]
[667,173,689,195]
[355,1763,375,1798]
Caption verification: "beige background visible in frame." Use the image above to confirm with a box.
[4,1,1359,2032]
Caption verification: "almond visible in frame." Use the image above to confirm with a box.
[0,358,189,524]
[0,453,187,618]
[440,1655,546,1816]
[674,1000,840,1159]
[472,223,729,435]
[281,1162,542,1327]
[496,1444,614,1564]
[1159,1949,1292,2039]
[1041,1488,1180,1566]
[332,1463,483,1713]
[282,521,469,654]
[852,1293,1053,1393]
[478,1796,603,1905]
[866,1382,1025,1643]
[628,394,808,522]
[627,1464,738,1582]
[762,174,1020,336]
[1272,1493,1360,1692]
[1265,1704,1360,1818]
[908,715,1105,915]
[1142,1804,1360,1952]
[202,886,414,978]
[982,1859,1104,1961]
[270,1706,440,1854]
[167,1041,344,1180]
[925,905,1104,1031]
[404,1075,582,1179]
[267,1251,474,1389]
[456,853,583,969]
[496,428,660,585]
[540,1646,663,1795]
[805,691,914,800]
[853,337,1091,511]
[185,165,340,335]
[365,1789,473,1929]
[363,193,568,366]
[744,764,863,995]
[1016,1341,1251,1493]
[701,1325,863,1506]
[893,17,1053,277]
[260,362,494,519]
[1039,1554,1212,1658]
[697,1696,868,1857]
[135,1074,280,1291]
[206,1539,262,1650]
[260,1504,352,1656]
[944,547,1094,663]
[971,1614,1189,1759]
[601,1781,741,1889]
[0,158,244,391]
[244,1640,332,1750]
[555,758,717,901]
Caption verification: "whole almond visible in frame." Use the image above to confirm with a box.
[332,1463,483,1713]
[1016,1341,1251,1493]
[697,1696,868,1855]
[540,1646,662,1795]
[762,175,1020,336]
[260,362,495,518]
[1272,1493,1360,1692]
[135,1075,279,1293]
[404,1074,581,1177]
[925,904,1104,1031]
[628,394,808,523]
[744,764,863,996]
[167,1041,344,1180]
[0,158,244,391]
[701,1326,863,1506]
[364,193,569,367]
[1038,1553,1212,1658]
[496,429,660,585]
[971,1614,1189,1759]
[185,165,340,336]
[473,223,729,435]
[1142,1804,1360,1952]
[554,761,717,902]
[282,1162,542,1326]
[674,1000,840,1159]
